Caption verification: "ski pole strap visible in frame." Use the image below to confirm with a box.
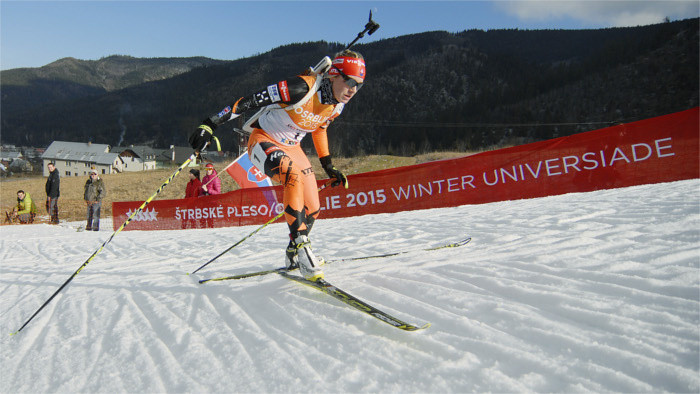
[198,128,221,152]
[198,124,213,134]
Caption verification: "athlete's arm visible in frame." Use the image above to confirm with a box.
[204,76,310,127]
[189,76,311,151]
[312,129,330,158]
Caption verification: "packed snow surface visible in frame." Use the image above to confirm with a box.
[1,179,698,393]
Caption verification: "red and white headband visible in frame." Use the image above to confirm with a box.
[329,56,366,79]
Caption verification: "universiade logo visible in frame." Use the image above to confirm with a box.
[124,208,159,221]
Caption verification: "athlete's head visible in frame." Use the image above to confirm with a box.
[329,50,365,104]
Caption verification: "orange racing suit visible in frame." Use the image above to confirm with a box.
[201,75,344,236]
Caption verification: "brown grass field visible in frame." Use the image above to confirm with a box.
[0,152,470,225]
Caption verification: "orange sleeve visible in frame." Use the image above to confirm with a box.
[312,128,330,158]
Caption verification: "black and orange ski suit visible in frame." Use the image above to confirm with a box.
[202,75,343,236]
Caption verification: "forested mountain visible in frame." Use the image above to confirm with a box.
[1,18,697,156]
[1,55,226,113]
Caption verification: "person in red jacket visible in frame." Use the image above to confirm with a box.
[189,50,364,281]
[185,169,202,198]
[182,168,202,229]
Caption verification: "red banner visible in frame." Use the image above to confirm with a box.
[113,108,699,231]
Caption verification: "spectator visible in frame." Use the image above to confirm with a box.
[200,163,222,228]
[45,162,60,224]
[9,190,38,224]
[182,169,202,229]
[185,169,202,198]
[84,169,106,231]
[201,163,222,196]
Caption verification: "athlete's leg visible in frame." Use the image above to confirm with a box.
[285,147,320,234]
[248,134,308,234]
[248,131,324,280]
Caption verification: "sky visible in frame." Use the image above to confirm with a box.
[1,1,698,71]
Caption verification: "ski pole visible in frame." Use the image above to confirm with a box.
[11,150,202,335]
[189,180,334,275]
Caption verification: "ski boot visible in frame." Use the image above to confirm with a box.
[285,240,299,270]
[291,234,324,281]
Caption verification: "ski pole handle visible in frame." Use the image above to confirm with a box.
[318,179,334,192]
[345,10,380,50]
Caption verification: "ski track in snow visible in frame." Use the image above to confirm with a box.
[0,179,698,392]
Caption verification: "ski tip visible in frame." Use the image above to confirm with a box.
[398,322,431,331]
[454,237,472,247]
[405,322,431,331]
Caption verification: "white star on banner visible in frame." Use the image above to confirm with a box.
[124,208,159,222]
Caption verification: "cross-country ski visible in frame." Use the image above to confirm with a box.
[277,270,430,331]
[198,236,471,283]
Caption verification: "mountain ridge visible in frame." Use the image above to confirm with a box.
[1,19,697,156]
[2,54,226,90]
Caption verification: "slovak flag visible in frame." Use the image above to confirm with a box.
[226,152,273,189]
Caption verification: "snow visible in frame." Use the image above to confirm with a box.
[1,179,698,393]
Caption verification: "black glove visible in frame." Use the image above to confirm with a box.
[320,156,348,188]
[189,120,217,151]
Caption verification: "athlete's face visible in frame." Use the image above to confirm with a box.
[331,75,363,104]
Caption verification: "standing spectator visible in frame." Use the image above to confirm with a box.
[185,169,202,198]
[200,163,222,228]
[201,163,222,196]
[182,169,202,229]
[10,190,38,224]
[45,162,60,224]
[84,169,106,231]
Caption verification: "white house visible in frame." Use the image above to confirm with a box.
[112,145,157,172]
[41,141,123,177]
[0,150,23,162]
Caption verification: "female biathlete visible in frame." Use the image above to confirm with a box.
[189,50,366,281]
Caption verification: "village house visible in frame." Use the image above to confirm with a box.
[39,141,232,176]
[1,146,36,173]
[41,141,122,177]
[0,149,23,162]
[111,145,158,171]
